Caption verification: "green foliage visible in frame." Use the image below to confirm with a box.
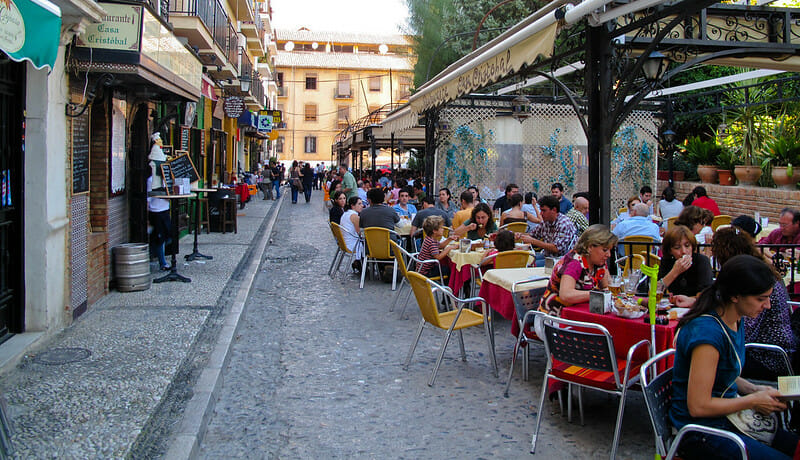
[762,134,800,167]
[677,136,724,166]
[715,146,737,172]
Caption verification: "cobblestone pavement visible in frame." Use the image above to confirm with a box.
[197,198,658,459]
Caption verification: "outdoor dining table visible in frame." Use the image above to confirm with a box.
[477,267,548,335]
[394,219,414,252]
[447,246,488,295]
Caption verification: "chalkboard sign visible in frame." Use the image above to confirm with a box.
[72,111,90,194]
[162,145,173,158]
[160,163,174,192]
[169,153,199,183]
[180,126,190,151]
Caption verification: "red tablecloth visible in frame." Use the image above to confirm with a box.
[447,258,473,296]
[235,184,249,203]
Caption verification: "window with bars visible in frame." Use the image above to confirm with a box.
[305,74,317,90]
[304,104,317,122]
[304,136,317,153]
[369,75,381,92]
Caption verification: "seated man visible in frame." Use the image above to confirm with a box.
[517,195,577,265]
[492,183,519,213]
[758,207,800,254]
[411,195,451,241]
[451,190,475,229]
[360,187,400,231]
[612,203,662,254]
[565,196,590,236]
[551,182,572,214]
[392,188,418,218]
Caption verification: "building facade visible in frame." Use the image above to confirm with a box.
[273,29,414,166]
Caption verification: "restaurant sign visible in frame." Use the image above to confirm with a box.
[75,3,141,51]
[223,96,245,118]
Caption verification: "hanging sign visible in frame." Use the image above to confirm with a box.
[223,96,245,118]
[257,114,272,132]
[0,0,62,71]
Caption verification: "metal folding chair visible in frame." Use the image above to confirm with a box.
[503,276,549,397]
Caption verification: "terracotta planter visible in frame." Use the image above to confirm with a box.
[771,166,800,190]
[717,170,735,186]
[696,165,718,184]
[734,165,762,186]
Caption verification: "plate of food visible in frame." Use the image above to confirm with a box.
[612,297,646,319]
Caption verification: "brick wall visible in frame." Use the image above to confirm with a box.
[87,232,108,307]
[90,100,109,231]
[658,180,800,221]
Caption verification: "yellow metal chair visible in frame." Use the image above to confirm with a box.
[403,271,498,386]
[639,251,660,267]
[711,214,732,232]
[620,235,656,257]
[615,254,645,277]
[664,216,678,231]
[499,222,528,233]
[469,249,533,297]
[388,240,448,318]
[328,222,362,278]
[361,227,400,290]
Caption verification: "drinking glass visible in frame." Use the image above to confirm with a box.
[655,280,666,304]
[608,275,623,297]
[624,271,640,298]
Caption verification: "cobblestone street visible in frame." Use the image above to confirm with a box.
[197,197,657,459]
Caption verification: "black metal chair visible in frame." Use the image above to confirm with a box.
[639,349,747,460]
[502,275,548,397]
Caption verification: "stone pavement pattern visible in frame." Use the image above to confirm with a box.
[197,198,658,459]
[0,195,278,459]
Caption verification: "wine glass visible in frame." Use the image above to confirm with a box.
[624,271,640,299]
[608,274,623,297]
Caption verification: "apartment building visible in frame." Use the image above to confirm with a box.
[274,29,414,165]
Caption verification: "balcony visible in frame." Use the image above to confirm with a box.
[240,7,265,57]
[334,87,353,99]
[170,0,238,78]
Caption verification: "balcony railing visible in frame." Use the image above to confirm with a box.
[239,47,252,81]
[226,22,239,71]
[212,1,228,55]
[169,0,214,31]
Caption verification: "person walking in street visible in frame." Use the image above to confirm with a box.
[289,160,301,204]
[270,160,281,199]
[302,162,314,203]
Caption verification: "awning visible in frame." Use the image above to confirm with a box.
[381,104,418,135]
[0,0,62,71]
[201,74,218,101]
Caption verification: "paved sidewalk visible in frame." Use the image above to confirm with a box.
[0,192,282,459]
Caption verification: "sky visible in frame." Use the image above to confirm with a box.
[270,0,410,34]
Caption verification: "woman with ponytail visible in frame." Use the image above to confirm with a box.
[670,255,800,459]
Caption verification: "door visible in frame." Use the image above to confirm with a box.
[0,55,25,341]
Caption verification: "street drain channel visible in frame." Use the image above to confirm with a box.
[264,243,318,263]
[33,347,92,365]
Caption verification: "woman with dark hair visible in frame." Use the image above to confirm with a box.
[301,162,314,203]
[435,188,457,222]
[500,193,541,226]
[456,202,497,240]
[658,186,683,222]
[670,254,800,459]
[289,160,301,204]
[329,191,346,224]
[691,185,721,216]
[659,225,714,304]
[712,227,796,381]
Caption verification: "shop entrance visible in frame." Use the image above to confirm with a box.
[0,56,26,342]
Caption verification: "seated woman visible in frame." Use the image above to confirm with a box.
[340,196,365,272]
[329,191,346,224]
[481,229,517,267]
[670,254,799,460]
[417,215,456,279]
[539,225,617,316]
[712,227,796,381]
[659,225,714,307]
[500,193,541,226]
[454,203,498,240]
[675,205,714,245]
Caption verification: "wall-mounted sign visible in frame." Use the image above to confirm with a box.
[260,110,281,124]
[75,4,141,51]
[224,96,245,118]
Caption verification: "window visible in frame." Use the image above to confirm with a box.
[337,105,350,129]
[304,136,317,153]
[275,136,284,153]
[304,104,317,122]
[369,75,381,92]
[305,74,317,90]
[337,74,350,98]
[399,75,412,100]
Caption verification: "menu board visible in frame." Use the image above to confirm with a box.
[72,111,90,194]
[160,163,174,192]
[169,153,199,183]
[180,125,190,151]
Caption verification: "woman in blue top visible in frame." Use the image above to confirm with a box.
[670,254,800,459]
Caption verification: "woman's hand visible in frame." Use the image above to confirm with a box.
[746,388,787,415]
[672,294,696,308]
[672,254,692,275]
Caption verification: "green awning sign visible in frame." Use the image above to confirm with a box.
[0,0,62,71]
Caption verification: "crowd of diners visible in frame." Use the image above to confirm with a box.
[326,165,800,459]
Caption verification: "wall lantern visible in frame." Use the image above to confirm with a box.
[642,51,668,83]
[510,95,532,123]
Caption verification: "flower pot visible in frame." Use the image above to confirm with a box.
[696,165,718,184]
[717,170,735,186]
[771,166,800,190]
[734,165,762,186]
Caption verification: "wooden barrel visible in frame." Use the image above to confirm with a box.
[114,243,151,292]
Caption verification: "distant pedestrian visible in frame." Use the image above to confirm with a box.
[302,162,314,203]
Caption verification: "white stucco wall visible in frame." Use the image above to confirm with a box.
[24,45,70,332]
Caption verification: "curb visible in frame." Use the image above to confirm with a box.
[164,192,285,459]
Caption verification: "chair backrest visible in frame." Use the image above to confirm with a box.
[406,271,444,327]
[711,214,732,232]
[616,254,645,276]
[495,250,533,269]
[388,240,409,278]
[329,222,350,253]
[665,216,678,231]
[364,227,393,259]
[540,315,620,387]
[745,343,794,377]
[511,277,549,330]
[639,349,676,457]
[639,251,660,267]
[500,222,528,233]
[622,235,656,257]
[618,207,628,216]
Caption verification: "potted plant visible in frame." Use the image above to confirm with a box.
[716,147,737,186]
[678,136,722,184]
[732,113,766,185]
[763,134,800,189]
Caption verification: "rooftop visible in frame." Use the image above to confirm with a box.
[274,51,414,71]
[275,28,410,46]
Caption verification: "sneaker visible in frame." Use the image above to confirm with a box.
[161,264,171,271]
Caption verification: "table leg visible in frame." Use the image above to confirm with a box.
[185,196,213,262]
[154,199,191,283]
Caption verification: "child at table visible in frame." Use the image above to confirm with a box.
[481,230,516,267]
[418,215,455,279]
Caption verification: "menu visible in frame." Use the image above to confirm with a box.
[160,163,174,192]
[169,153,199,183]
[72,111,90,194]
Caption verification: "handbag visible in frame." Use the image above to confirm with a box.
[293,178,303,192]
[705,314,779,444]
